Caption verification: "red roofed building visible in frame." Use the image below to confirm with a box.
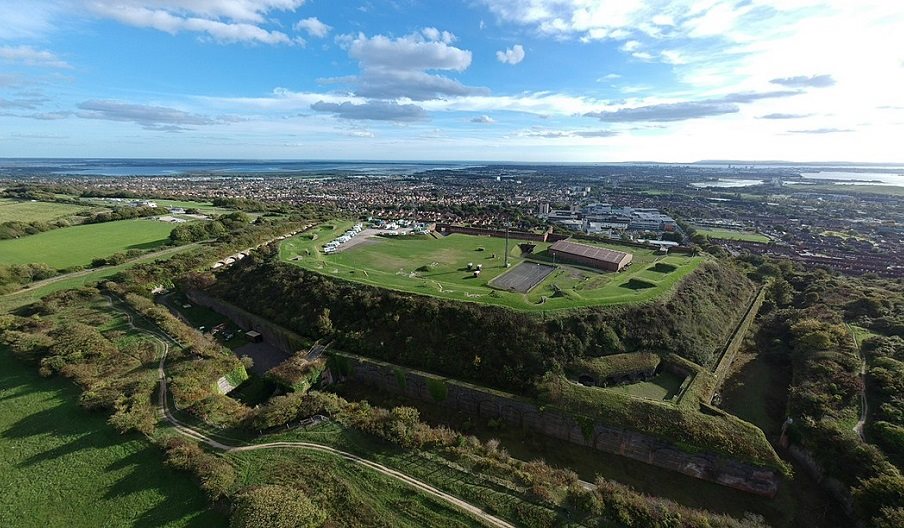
[549,239,633,272]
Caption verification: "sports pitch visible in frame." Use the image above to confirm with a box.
[279,221,704,311]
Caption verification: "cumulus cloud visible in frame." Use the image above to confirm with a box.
[295,17,331,38]
[86,1,305,45]
[337,30,486,100]
[346,30,471,71]
[770,74,836,88]
[310,100,427,121]
[585,90,801,122]
[496,44,525,64]
[0,45,70,68]
[471,114,495,124]
[76,99,230,131]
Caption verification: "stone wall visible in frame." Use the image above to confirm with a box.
[185,289,781,497]
[333,351,782,497]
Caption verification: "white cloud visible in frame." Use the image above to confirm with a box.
[295,17,330,38]
[0,45,70,68]
[86,1,306,45]
[471,114,495,124]
[421,27,455,44]
[345,30,471,71]
[89,1,306,23]
[496,44,525,64]
[337,30,484,100]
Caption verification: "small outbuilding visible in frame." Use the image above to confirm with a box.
[245,330,263,343]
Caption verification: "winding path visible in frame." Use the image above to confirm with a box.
[105,294,516,528]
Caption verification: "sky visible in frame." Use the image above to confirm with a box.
[0,0,903,162]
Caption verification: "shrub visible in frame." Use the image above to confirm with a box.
[230,485,326,528]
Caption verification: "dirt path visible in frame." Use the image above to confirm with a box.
[105,294,516,528]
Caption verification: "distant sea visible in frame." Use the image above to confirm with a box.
[2,159,903,188]
[0,159,476,177]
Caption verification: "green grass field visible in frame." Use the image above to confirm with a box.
[279,222,703,311]
[0,219,177,269]
[693,227,769,243]
[0,198,94,223]
[0,347,224,528]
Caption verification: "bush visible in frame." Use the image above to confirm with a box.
[230,485,326,528]
[163,437,236,500]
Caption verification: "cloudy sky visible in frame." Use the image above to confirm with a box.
[1,0,902,161]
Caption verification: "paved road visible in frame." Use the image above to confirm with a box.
[105,294,516,528]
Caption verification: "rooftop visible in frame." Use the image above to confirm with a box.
[549,240,631,264]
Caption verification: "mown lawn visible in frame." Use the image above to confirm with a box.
[280,222,703,311]
[0,219,176,269]
[0,347,224,528]
[0,199,94,223]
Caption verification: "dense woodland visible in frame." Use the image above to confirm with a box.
[205,249,753,393]
[738,256,904,527]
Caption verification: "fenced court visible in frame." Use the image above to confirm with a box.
[489,262,556,293]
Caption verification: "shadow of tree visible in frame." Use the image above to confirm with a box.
[1,348,227,527]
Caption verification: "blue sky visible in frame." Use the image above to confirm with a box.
[1,0,902,161]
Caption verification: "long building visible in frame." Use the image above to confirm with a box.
[548,239,633,271]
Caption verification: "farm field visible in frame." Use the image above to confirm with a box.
[0,347,223,528]
[0,219,177,269]
[279,222,704,311]
[0,198,94,223]
[693,227,769,243]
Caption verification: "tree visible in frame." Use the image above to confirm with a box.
[316,308,333,337]
[230,485,326,528]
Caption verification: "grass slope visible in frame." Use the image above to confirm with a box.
[0,347,224,528]
[0,199,93,223]
[280,222,703,311]
[0,219,175,269]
